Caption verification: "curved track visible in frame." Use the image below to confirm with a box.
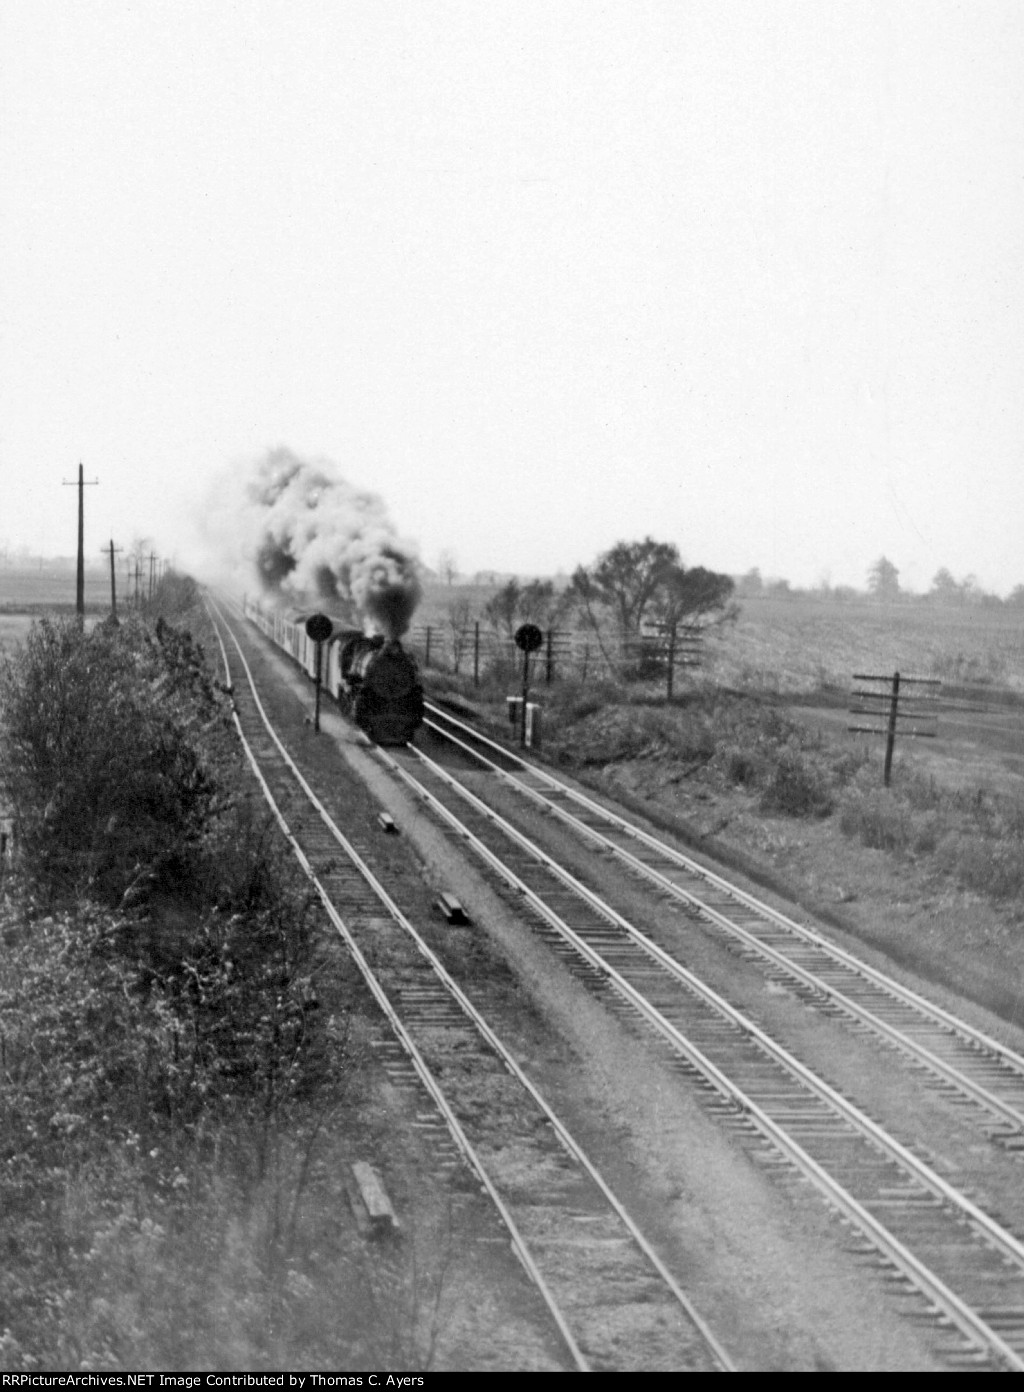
[207,598,733,1373]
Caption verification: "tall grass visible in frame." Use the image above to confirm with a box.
[836,767,1024,898]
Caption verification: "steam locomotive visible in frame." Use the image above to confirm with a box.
[243,598,424,745]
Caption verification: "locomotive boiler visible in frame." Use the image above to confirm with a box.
[332,631,424,745]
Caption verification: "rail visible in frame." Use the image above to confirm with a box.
[208,594,735,1372]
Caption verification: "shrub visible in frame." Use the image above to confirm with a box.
[0,905,187,1167]
[0,845,343,1368]
[829,747,870,787]
[667,713,716,764]
[950,835,1024,899]
[759,749,834,817]
[0,599,361,1371]
[147,569,202,619]
[721,744,764,787]
[0,616,228,905]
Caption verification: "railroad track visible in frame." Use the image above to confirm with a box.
[206,598,733,1373]
[422,701,1024,1145]
[344,698,1024,1370]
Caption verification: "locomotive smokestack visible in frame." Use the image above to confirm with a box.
[243,448,422,638]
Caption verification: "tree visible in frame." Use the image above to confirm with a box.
[517,579,568,628]
[569,538,680,641]
[929,568,963,604]
[482,578,569,642]
[960,574,983,604]
[436,549,459,586]
[482,579,522,640]
[568,539,734,679]
[653,565,736,636]
[445,596,473,674]
[867,556,900,602]
[127,535,155,605]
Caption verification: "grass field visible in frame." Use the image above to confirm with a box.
[0,615,34,650]
[0,565,139,652]
[414,582,1024,697]
[7,566,1022,699]
[0,564,111,612]
[710,594,1024,695]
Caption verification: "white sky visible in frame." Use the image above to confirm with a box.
[2,0,1022,593]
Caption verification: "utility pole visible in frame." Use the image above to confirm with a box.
[147,551,158,600]
[62,464,99,623]
[104,540,123,619]
[883,671,901,788]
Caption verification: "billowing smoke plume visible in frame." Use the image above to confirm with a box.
[235,449,422,638]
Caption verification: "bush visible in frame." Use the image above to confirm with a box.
[0,897,349,1370]
[0,906,185,1168]
[950,835,1024,899]
[721,744,764,787]
[0,616,228,906]
[759,749,834,817]
[829,748,870,788]
[0,597,367,1370]
[836,778,945,855]
[147,570,202,619]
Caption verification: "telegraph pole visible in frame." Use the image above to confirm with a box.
[104,540,123,618]
[62,464,99,622]
[147,551,158,600]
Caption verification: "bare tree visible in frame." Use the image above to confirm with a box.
[445,596,473,674]
[436,549,459,586]
[482,578,569,643]
[482,578,522,640]
[518,579,571,628]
